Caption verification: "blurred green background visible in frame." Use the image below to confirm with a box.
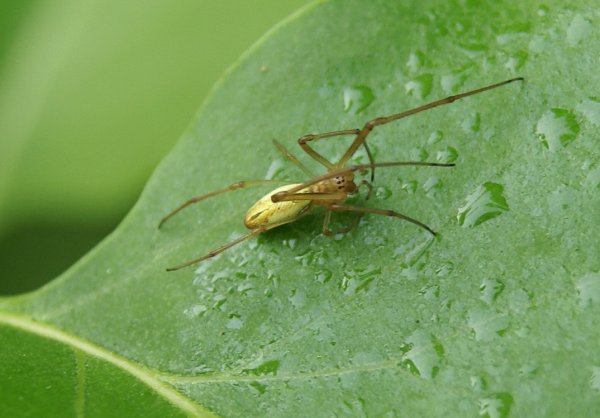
[0,0,311,294]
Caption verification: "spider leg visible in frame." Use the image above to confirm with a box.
[272,139,314,177]
[166,227,268,271]
[166,217,303,271]
[322,207,363,236]
[329,203,436,236]
[337,77,524,167]
[298,129,376,181]
[271,161,454,203]
[159,179,289,228]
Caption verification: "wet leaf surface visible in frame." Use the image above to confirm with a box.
[2,0,599,416]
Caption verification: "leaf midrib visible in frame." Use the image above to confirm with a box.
[0,311,217,418]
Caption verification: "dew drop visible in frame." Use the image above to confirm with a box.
[184,304,208,318]
[566,14,593,46]
[436,146,458,163]
[401,179,418,194]
[409,147,429,161]
[441,72,468,93]
[226,314,244,330]
[406,50,425,74]
[468,309,510,341]
[399,330,445,380]
[340,267,381,295]
[419,284,440,301]
[576,97,600,127]
[405,74,433,100]
[265,159,285,179]
[457,182,509,227]
[427,130,444,145]
[584,165,600,190]
[288,289,306,308]
[461,112,481,133]
[343,85,375,115]
[249,381,267,395]
[375,185,392,200]
[242,359,280,376]
[519,361,539,377]
[479,392,514,418]
[547,184,579,214]
[535,108,580,152]
[471,375,488,392]
[395,234,435,269]
[423,176,441,199]
[591,366,600,392]
[480,278,505,305]
[504,50,528,72]
[315,269,333,284]
[575,273,600,308]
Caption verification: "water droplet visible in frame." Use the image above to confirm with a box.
[249,381,267,395]
[480,279,505,304]
[336,397,367,416]
[508,288,532,312]
[591,366,600,392]
[265,159,285,179]
[213,294,227,310]
[459,40,488,57]
[441,72,468,93]
[395,235,435,269]
[406,50,425,74]
[343,85,375,115]
[462,113,481,133]
[547,184,579,214]
[576,273,600,308]
[479,393,514,418]
[435,261,454,277]
[567,14,593,46]
[405,74,433,100]
[226,314,244,330]
[288,289,306,308]
[184,304,208,318]
[535,108,580,152]
[419,284,440,301]
[468,309,510,341]
[284,238,297,250]
[242,359,280,376]
[339,267,381,295]
[504,50,528,72]
[519,361,539,377]
[584,165,600,190]
[457,182,509,227]
[315,269,333,284]
[401,179,418,194]
[471,376,488,392]
[427,129,444,145]
[409,147,429,161]
[436,146,459,163]
[423,176,441,199]
[576,97,600,126]
[399,330,445,379]
[495,22,531,45]
[375,186,392,200]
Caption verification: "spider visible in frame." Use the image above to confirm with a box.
[159,77,523,271]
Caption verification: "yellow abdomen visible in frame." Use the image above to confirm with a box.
[244,184,311,229]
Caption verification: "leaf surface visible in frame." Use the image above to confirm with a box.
[2,0,599,416]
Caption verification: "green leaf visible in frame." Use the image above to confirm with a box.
[2,0,600,416]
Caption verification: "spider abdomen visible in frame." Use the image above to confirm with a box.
[244,184,311,229]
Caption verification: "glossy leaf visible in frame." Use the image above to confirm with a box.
[2,0,599,416]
